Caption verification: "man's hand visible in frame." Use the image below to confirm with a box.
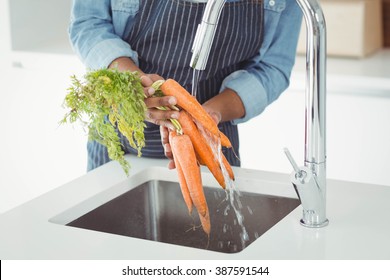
[160,106,221,169]
[109,57,179,130]
[160,125,176,169]
[141,75,179,130]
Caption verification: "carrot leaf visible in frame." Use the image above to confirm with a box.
[60,68,147,175]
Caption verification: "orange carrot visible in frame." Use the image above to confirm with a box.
[178,111,226,189]
[169,130,193,215]
[161,79,220,137]
[170,133,208,218]
[198,208,211,236]
[220,131,232,148]
[195,151,206,166]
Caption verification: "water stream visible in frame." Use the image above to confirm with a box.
[197,121,251,252]
[192,68,251,252]
[218,148,250,251]
[191,69,201,97]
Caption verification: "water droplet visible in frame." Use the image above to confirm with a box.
[241,229,249,242]
[215,173,252,254]
[223,223,228,233]
[223,205,230,216]
[236,213,244,224]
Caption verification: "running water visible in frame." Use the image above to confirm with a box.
[191,69,201,97]
[192,68,251,252]
[197,123,250,252]
[220,159,250,251]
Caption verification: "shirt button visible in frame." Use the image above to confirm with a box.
[269,0,275,6]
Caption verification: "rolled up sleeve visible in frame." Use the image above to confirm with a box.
[220,70,268,124]
[83,38,139,70]
[69,0,139,69]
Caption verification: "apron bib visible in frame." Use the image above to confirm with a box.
[88,0,264,170]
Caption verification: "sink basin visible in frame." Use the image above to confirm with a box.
[52,176,299,253]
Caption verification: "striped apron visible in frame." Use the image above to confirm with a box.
[87,0,264,171]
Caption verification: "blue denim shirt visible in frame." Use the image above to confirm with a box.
[69,0,302,124]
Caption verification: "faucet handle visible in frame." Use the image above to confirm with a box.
[283,148,300,172]
[283,148,307,183]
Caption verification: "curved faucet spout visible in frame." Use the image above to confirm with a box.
[189,0,329,227]
[294,0,328,227]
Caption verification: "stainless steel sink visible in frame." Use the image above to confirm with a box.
[59,180,299,253]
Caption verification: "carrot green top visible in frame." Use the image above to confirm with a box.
[61,68,147,175]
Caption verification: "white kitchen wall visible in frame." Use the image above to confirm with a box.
[0,0,88,213]
[239,75,390,187]
[0,60,88,213]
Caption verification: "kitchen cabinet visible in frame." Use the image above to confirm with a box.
[1,0,78,70]
[296,0,384,57]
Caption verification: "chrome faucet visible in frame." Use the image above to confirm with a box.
[285,0,328,228]
[190,0,329,228]
[190,0,226,70]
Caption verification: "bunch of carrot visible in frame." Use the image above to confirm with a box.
[63,69,234,235]
[156,79,235,235]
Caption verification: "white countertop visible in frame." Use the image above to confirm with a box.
[1,155,389,260]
